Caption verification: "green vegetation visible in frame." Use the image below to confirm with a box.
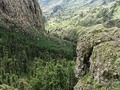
[46,2,120,90]
[0,27,77,90]
[0,28,73,59]
[30,59,77,90]
[0,55,77,90]
[1,1,120,90]
[45,2,120,41]
[1,57,77,90]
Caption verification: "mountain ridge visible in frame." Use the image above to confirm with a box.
[39,0,116,14]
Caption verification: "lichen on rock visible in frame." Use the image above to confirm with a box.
[90,41,120,83]
[74,25,120,89]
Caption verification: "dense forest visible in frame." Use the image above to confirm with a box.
[0,27,77,90]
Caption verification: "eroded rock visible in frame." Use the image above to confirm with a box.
[75,26,120,77]
[90,41,120,83]
[0,0,44,30]
[75,26,120,89]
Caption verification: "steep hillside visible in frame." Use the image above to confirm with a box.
[0,0,76,90]
[45,1,120,41]
[0,0,73,58]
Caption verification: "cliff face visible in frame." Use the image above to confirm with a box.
[0,0,44,30]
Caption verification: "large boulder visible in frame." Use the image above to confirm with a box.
[90,41,120,82]
[74,25,120,89]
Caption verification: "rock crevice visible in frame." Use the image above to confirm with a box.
[75,27,120,78]
[75,26,120,89]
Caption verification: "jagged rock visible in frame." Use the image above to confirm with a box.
[74,25,120,89]
[0,0,44,30]
[75,26,120,77]
[90,41,120,83]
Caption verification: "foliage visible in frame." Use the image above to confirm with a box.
[0,28,77,90]
[113,81,120,90]
[30,59,77,90]
[1,55,77,90]
[86,74,93,84]
[45,2,120,41]
[114,58,120,65]
[0,28,74,60]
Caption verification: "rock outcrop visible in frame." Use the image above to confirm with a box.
[0,0,44,30]
[90,41,120,82]
[74,25,120,89]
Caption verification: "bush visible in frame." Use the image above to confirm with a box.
[29,59,77,90]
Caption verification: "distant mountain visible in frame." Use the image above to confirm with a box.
[39,0,115,14]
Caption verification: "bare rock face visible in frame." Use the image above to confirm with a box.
[0,0,44,30]
[74,25,120,89]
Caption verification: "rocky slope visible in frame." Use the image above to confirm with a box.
[0,0,44,31]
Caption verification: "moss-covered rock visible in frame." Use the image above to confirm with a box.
[0,0,44,31]
[90,41,120,82]
[74,26,120,89]
[75,25,120,77]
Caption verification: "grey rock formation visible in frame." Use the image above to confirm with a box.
[74,26,120,89]
[75,26,120,77]
[0,0,44,30]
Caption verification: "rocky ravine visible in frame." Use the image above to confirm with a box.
[74,25,120,90]
[0,0,44,31]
